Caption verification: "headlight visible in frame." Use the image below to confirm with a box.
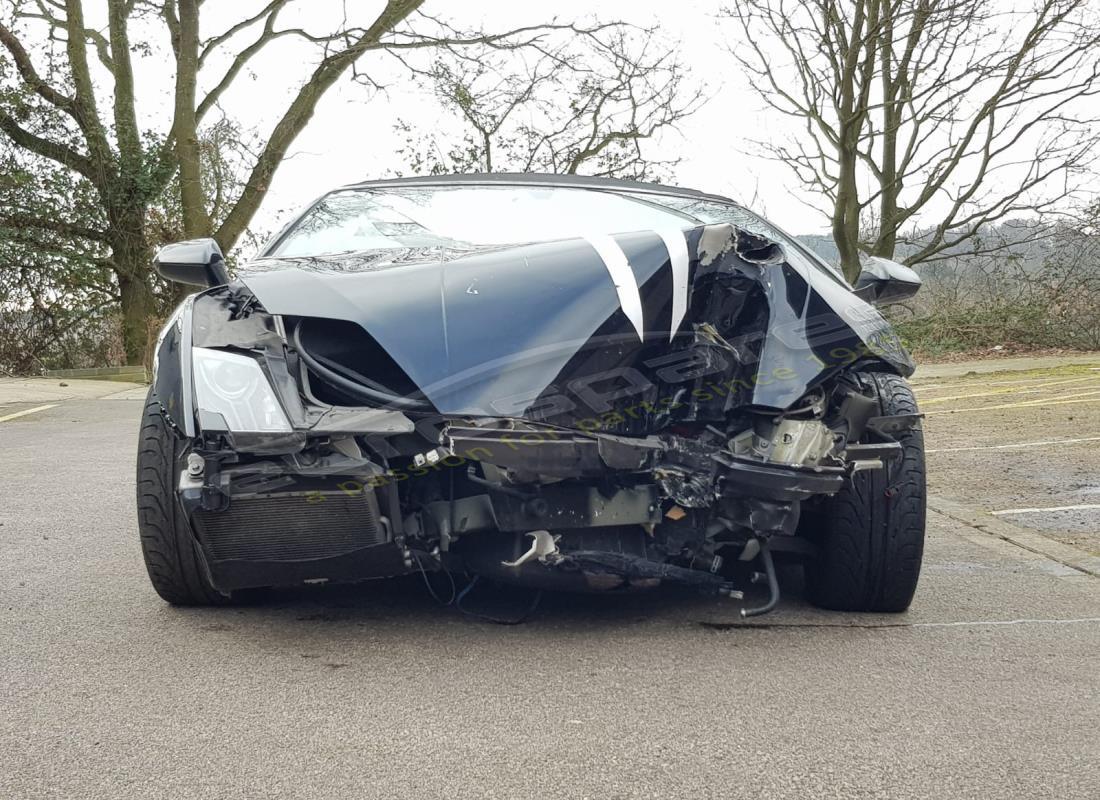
[192,347,291,433]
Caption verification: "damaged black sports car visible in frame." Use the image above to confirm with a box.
[140,173,925,618]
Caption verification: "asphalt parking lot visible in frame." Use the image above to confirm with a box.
[2,358,1099,799]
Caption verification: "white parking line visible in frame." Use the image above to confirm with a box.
[924,392,1100,414]
[927,435,1100,453]
[992,503,1100,516]
[920,376,1100,405]
[912,617,1100,628]
[916,373,1100,393]
[0,404,58,423]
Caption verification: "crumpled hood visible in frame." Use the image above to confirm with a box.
[239,226,912,423]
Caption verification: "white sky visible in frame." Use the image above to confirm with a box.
[69,0,1082,258]
[125,0,812,255]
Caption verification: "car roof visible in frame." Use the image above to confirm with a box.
[341,172,739,206]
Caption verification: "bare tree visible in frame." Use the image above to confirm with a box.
[391,26,702,180]
[0,1,606,360]
[723,0,1100,281]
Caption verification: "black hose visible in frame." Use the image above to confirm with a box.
[564,551,727,589]
[311,349,405,396]
[740,541,779,618]
[291,320,430,410]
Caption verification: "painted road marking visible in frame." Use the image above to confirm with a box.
[735,617,1100,630]
[924,390,1100,414]
[992,504,1100,516]
[0,404,58,423]
[912,617,1100,628]
[927,435,1100,453]
[919,376,1100,405]
[916,374,1100,393]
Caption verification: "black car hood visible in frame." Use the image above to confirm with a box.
[239,226,912,425]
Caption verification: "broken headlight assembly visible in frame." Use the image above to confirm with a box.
[192,347,291,433]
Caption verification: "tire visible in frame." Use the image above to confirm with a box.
[804,371,926,612]
[136,389,230,605]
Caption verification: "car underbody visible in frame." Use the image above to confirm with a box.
[149,207,924,618]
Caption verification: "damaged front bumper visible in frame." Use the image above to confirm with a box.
[167,370,915,614]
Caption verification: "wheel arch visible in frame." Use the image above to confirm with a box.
[152,296,197,437]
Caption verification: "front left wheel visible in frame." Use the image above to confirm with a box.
[136,390,230,605]
[802,371,926,612]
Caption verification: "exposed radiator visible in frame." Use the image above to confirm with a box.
[194,490,386,562]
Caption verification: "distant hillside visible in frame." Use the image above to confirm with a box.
[795,219,1064,272]
[795,234,840,266]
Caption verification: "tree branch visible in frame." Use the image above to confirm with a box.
[0,113,96,178]
[213,0,426,250]
[0,22,78,115]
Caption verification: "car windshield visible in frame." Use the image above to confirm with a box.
[269,186,698,257]
[267,183,847,284]
[631,193,849,286]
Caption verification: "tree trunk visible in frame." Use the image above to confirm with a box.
[173,0,211,238]
[117,269,153,365]
[833,159,862,283]
[831,0,875,284]
[110,207,154,364]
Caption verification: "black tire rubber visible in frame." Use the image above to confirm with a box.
[136,389,231,605]
[804,371,926,612]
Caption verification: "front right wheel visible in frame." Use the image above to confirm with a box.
[803,370,926,612]
[136,389,231,606]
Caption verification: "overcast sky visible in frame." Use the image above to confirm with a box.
[145,0,813,256]
[34,0,1080,258]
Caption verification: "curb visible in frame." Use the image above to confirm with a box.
[930,496,1100,578]
[46,366,147,381]
[912,353,1100,382]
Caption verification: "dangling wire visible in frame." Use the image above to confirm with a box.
[413,552,456,606]
[412,465,541,623]
[413,555,542,625]
[454,575,544,626]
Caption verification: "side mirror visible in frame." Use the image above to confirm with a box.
[853,257,921,306]
[154,238,230,287]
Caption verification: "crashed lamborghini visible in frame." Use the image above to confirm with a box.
[139,174,925,618]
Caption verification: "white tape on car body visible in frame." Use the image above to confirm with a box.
[584,233,645,341]
[655,228,690,341]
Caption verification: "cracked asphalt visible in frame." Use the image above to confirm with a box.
[2,367,1099,799]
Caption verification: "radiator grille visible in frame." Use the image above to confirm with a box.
[194,492,386,562]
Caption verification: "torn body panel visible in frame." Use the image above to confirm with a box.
[145,176,923,616]
[239,222,912,425]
